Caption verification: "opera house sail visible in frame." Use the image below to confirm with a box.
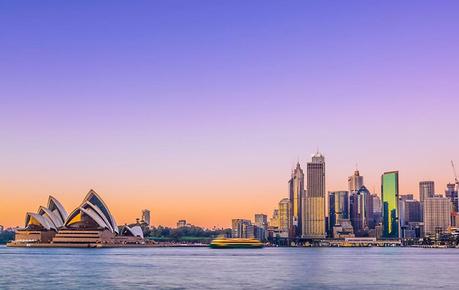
[8,190,147,248]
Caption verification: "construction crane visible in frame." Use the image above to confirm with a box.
[452,160,459,191]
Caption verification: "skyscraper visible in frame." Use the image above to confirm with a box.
[423,197,451,237]
[381,171,399,239]
[278,198,291,237]
[302,152,326,239]
[289,162,304,238]
[350,186,374,236]
[348,170,364,193]
[328,191,349,234]
[141,209,151,226]
[419,181,435,203]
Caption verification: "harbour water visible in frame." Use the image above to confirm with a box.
[1,245,458,289]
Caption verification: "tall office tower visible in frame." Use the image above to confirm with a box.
[381,171,400,239]
[269,209,280,228]
[278,198,292,237]
[289,162,304,237]
[350,186,374,236]
[302,152,326,239]
[372,194,383,225]
[419,181,435,203]
[328,191,349,234]
[141,209,151,226]
[423,197,451,237]
[348,170,364,193]
[445,183,459,212]
[231,219,254,238]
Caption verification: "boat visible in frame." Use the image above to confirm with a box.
[209,237,264,249]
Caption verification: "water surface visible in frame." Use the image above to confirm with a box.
[0,246,457,289]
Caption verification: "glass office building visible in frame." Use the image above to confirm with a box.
[382,171,399,239]
[328,191,349,233]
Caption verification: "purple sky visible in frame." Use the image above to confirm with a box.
[1,1,459,227]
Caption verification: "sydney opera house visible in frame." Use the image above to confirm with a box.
[8,190,148,247]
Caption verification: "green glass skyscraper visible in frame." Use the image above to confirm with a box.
[381,171,399,239]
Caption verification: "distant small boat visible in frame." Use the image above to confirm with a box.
[209,237,264,249]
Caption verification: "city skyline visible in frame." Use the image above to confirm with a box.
[2,155,459,229]
[1,1,459,228]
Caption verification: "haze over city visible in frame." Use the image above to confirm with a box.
[1,1,459,228]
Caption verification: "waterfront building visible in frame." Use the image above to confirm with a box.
[419,181,435,203]
[231,219,254,238]
[348,170,364,193]
[278,198,291,238]
[381,171,400,239]
[423,197,451,237]
[141,209,151,226]
[328,191,349,235]
[177,220,187,228]
[289,162,304,237]
[332,219,355,239]
[11,190,146,247]
[399,197,422,238]
[350,186,374,236]
[302,152,326,239]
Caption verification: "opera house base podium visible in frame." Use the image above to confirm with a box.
[8,230,56,245]
[51,229,115,245]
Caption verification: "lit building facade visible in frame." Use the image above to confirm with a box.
[231,219,254,238]
[303,152,326,239]
[382,171,399,239]
[278,198,291,238]
[289,163,304,238]
[423,197,451,237]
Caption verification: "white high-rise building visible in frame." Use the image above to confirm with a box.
[423,197,451,237]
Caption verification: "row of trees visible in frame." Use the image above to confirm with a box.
[0,231,15,244]
[143,226,231,242]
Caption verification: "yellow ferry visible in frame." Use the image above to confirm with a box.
[209,237,264,249]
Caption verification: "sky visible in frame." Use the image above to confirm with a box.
[1,1,459,228]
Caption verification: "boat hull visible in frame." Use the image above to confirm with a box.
[209,243,264,249]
